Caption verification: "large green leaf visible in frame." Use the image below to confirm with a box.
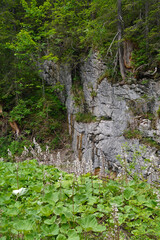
[124,187,136,200]
[67,229,80,240]
[13,220,35,232]
[78,215,106,232]
[43,191,59,204]
[44,216,56,225]
[41,224,59,236]
[87,196,98,205]
[56,234,67,240]
[40,204,54,216]
[6,207,20,216]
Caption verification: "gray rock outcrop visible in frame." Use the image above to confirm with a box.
[42,52,160,180]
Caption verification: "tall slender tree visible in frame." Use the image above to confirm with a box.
[117,0,125,80]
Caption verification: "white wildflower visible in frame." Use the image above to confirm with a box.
[46,145,49,155]
[50,154,54,163]
[33,138,42,156]
[21,146,29,157]
[73,157,81,175]
[12,188,27,196]
[8,149,12,157]
[56,152,61,166]
[59,173,63,181]
[81,157,86,174]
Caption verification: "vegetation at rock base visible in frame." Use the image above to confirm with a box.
[157,106,160,118]
[75,112,97,123]
[0,159,160,240]
[123,129,160,150]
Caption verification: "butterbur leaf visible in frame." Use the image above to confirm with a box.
[94,225,106,232]
[124,205,132,212]
[6,207,20,216]
[110,195,123,206]
[61,214,68,223]
[118,213,129,225]
[40,204,54,216]
[54,206,64,215]
[13,220,34,232]
[43,191,59,204]
[24,233,41,240]
[124,187,136,200]
[61,180,73,188]
[78,215,105,232]
[87,196,98,205]
[60,223,70,233]
[63,210,73,220]
[44,216,56,225]
[67,229,80,240]
[41,224,59,236]
[31,183,43,193]
[94,212,104,218]
[56,234,67,240]
[144,199,157,208]
[137,195,146,203]
[64,189,72,197]
[75,226,82,233]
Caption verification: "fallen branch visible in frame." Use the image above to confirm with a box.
[106,32,119,57]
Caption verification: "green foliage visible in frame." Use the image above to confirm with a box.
[97,69,115,84]
[0,85,66,156]
[0,135,31,159]
[157,106,160,118]
[128,97,155,116]
[90,90,97,98]
[75,112,97,123]
[124,129,160,150]
[72,85,85,108]
[141,137,160,150]
[9,99,31,123]
[123,129,143,140]
[0,159,160,239]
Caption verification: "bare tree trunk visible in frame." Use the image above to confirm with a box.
[117,0,125,81]
[145,1,149,52]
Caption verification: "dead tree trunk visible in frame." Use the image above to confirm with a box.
[145,1,149,52]
[117,0,125,80]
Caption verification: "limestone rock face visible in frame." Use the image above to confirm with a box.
[42,52,160,176]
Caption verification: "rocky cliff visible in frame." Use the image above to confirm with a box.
[42,52,160,181]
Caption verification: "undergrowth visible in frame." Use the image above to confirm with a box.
[0,159,160,240]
